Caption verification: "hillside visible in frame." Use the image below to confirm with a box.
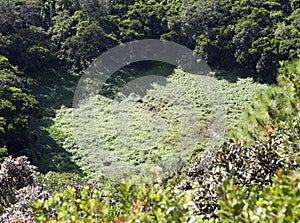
[47,67,268,182]
[0,0,299,222]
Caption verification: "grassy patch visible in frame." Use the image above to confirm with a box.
[47,64,268,181]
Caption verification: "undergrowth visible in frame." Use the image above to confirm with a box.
[47,66,267,180]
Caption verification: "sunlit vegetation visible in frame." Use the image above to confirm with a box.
[49,67,267,181]
[0,0,299,222]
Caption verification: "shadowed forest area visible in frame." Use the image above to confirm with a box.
[0,0,300,222]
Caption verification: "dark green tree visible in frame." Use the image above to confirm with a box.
[0,55,39,155]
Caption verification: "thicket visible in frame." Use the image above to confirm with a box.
[179,58,300,220]
[0,156,48,223]
[49,68,265,181]
[39,59,300,222]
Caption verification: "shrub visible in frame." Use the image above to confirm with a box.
[33,186,113,223]
[180,116,300,219]
[33,173,200,223]
[0,146,7,163]
[219,169,300,222]
[0,156,48,223]
[115,175,197,222]
[180,59,300,219]
[33,171,84,194]
[0,156,34,212]
[234,58,300,141]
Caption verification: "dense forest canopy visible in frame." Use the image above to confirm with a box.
[0,0,299,222]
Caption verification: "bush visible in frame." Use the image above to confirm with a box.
[180,59,300,219]
[33,186,113,223]
[115,175,197,222]
[219,169,300,222]
[0,146,7,163]
[33,172,200,223]
[33,171,84,194]
[0,156,34,212]
[234,58,300,141]
[0,156,48,223]
[180,116,300,219]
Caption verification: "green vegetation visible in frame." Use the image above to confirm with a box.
[0,0,299,222]
[0,55,38,156]
[219,169,300,222]
[33,173,199,223]
[49,67,267,181]
[0,0,298,160]
[233,56,300,141]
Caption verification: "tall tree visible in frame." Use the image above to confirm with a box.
[0,55,39,155]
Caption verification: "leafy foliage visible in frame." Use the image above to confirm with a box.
[1,0,298,85]
[180,59,300,219]
[181,116,300,219]
[33,173,199,223]
[233,58,300,141]
[0,156,34,212]
[0,0,298,167]
[50,66,265,181]
[0,156,48,222]
[33,171,84,194]
[33,186,113,223]
[0,146,8,162]
[0,55,38,156]
[183,0,300,81]
[219,169,300,222]
[0,0,299,222]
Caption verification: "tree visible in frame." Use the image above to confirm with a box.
[0,55,39,155]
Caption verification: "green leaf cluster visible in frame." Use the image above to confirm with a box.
[219,169,300,222]
[180,59,300,219]
[233,58,300,141]
[33,173,200,223]
[0,55,38,155]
